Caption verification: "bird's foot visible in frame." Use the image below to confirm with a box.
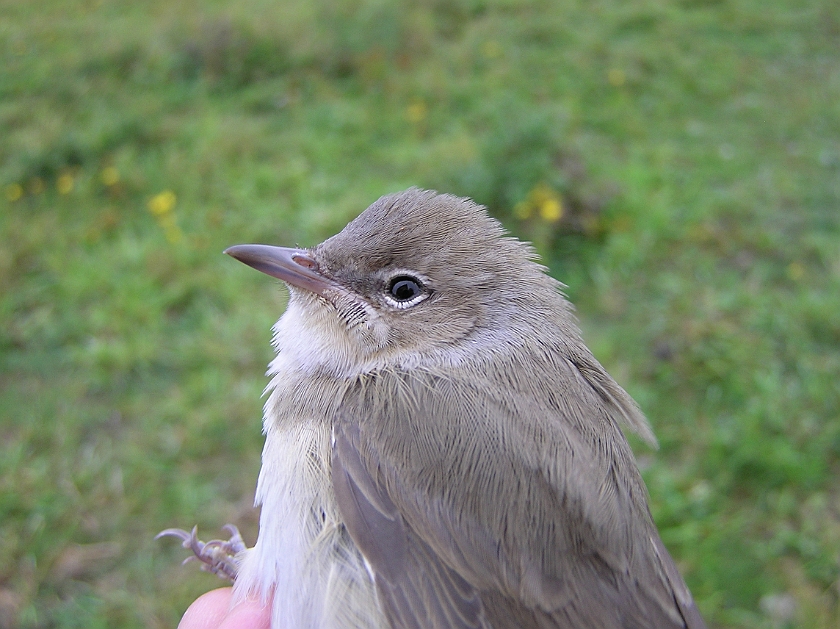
[156,524,246,583]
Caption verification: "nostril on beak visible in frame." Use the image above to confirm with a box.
[292,254,319,271]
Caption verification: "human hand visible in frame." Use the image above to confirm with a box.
[177,587,271,629]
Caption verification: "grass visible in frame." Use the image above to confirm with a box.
[1,0,838,626]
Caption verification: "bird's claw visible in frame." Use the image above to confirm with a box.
[156,524,246,582]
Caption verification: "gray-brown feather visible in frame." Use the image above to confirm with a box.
[332,352,703,628]
[333,424,487,629]
[251,189,703,628]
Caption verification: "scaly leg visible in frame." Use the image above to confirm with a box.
[156,524,246,582]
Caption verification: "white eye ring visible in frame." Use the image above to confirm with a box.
[384,292,428,309]
[384,275,429,309]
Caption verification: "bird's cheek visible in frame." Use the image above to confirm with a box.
[427,306,481,347]
[350,315,393,355]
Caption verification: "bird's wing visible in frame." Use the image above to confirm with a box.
[333,422,487,629]
[331,365,705,629]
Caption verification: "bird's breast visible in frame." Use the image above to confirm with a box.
[233,414,384,628]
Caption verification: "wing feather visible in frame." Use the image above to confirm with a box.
[331,364,705,629]
[332,423,487,629]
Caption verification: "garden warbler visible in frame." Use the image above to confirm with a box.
[160,188,706,628]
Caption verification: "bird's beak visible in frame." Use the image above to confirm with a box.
[224,244,336,296]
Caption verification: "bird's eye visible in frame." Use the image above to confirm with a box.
[389,276,422,301]
[384,275,428,309]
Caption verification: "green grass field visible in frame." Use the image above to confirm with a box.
[2,0,838,626]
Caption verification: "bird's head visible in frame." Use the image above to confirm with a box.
[226,189,566,375]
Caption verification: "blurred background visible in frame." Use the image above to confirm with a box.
[1,0,838,627]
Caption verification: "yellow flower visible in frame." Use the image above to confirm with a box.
[406,101,428,124]
[57,173,74,194]
[5,183,23,202]
[538,195,563,222]
[148,190,176,215]
[526,183,563,223]
[607,68,626,87]
[101,167,120,186]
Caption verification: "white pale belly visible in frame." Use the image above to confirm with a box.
[232,419,383,629]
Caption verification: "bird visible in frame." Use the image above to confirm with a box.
[160,188,706,629]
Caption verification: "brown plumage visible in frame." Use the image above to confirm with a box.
[221,189,706,629]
